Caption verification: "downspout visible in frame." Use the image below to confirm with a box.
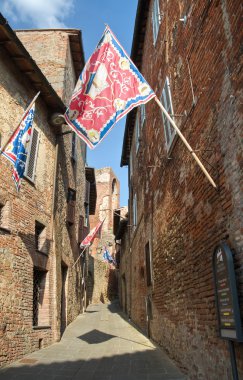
[50,135,59,341]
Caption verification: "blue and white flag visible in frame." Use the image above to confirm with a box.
[1,100,36,191]
[103,248,115,264]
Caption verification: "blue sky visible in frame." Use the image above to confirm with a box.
[2,0,138,206]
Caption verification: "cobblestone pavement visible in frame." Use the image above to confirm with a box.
[0,301,187,380]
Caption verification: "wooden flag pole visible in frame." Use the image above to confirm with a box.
[0,91,40,153]
[154,96,217,188]
[72,246,88,268]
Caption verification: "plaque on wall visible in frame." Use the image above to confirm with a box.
[212,242,243,341]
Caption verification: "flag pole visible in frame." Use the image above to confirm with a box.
[72,246,88,268]
[154,96,217,188]
[0,91,40,153]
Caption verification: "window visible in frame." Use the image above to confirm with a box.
[33,268,49,327]
[145,241,153,287]
[135,114,140,153]
[133,193,137,228]
[129,153,133,178]
[84,203,89,227]
[66,188,76,225]
[25,127,39,182]
[152,0,161,43]
[35,221,48,254]
[71,132,77,163]
[161,77,176,151]
[140,104,146,127]
[0,201,10,231]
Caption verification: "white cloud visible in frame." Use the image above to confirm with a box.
[2,0,74,28]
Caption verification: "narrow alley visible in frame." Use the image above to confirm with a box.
[0,302,186,380]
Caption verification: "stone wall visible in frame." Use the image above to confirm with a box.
[87,257,118,305]
[124,0,243,379]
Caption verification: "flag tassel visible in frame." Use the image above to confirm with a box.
[154,96,217,188]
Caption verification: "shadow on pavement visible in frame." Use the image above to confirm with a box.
[0,349,186,380]
[77,329,116,344]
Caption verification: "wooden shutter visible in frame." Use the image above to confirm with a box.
[25,128,39,182]
[71,132,77,162]
[85,180,90,204]
[145,241,152,287]
[78,215,84,244]
[66,188,76,225]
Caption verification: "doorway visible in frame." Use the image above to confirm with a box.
[60,262,68,335]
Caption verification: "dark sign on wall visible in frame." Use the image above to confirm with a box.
[212,242,243,341]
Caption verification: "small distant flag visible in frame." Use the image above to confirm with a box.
[103,248,115,265]
[1,94,39,191]
[65,25,155,149]
[80,219,104,247]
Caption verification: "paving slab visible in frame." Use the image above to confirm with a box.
[0,301,187,380]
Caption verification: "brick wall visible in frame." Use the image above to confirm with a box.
[88,168,120,304]
[122,0,243,379]
[0,28,87,366]
[0,49,56,366]
[17,30,77,105]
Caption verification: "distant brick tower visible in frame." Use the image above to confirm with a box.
[87,168,120,304]
[89,167,120,258]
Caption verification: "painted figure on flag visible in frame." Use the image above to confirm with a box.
[1,104,35,191]
[65,26,155,149]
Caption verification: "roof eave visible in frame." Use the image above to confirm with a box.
[0,13,66,116]
[120,0,150,167]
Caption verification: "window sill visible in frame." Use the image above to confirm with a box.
[36,250,49,257]
[166,132,178,158]
[33,326,51,330]
[0,226,11,234]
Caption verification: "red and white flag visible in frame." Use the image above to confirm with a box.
[80,219,104,247]
[65,25,155,149]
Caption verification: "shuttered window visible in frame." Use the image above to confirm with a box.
[133,193,137,228]
[135,114,140,153]
[85,180,90,205]
[71,132,77,162]
[145,241,153,287]
[161,77,176,151]
[66,188,76,225]
[129,153,133,178]
[140,104,146,127]
[152,0,161,44]
[25,127,39,182]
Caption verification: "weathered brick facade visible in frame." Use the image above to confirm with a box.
[88,168,120,304]
[0,18,94,367]
[120,1,243,379]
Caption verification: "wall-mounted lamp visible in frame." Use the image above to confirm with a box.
[179,15,187,25]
